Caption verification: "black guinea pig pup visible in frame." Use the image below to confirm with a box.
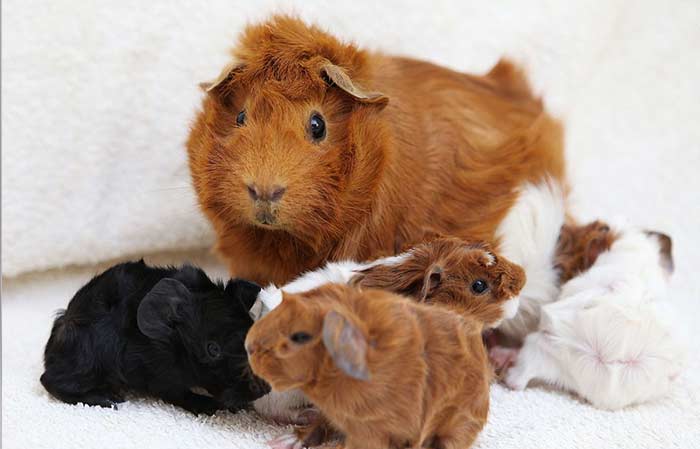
[40,260,270,415]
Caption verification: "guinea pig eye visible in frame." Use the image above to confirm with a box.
[206,341,222,360]
[290,332,312,344]
[471,280,489,295]
[308,112,326,142]
[236,110,246,126]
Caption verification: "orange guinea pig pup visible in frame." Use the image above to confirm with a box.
[245,284,490,449]
[352,237,526,328]
[188,14,565,285]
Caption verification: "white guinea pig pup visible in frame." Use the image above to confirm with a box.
[504,224,685,410]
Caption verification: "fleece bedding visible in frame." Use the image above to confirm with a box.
[2,0,700,448]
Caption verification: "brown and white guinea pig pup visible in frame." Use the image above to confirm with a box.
[352,237,526,328]
[246,283,490,449]
[187,14,565,285]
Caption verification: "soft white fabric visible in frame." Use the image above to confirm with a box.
[3,0,700,448]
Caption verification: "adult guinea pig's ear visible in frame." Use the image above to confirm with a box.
[199,58,245,92]
[320,62,388,107]
[225,279,262,313]
[137,278,192,341]
[322,310,370,381]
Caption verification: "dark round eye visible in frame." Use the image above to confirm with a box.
[290,332,312,344]
[206,341,222,359]
[308,112,326,142]
[236,110,246,126]
[471,280,488,294]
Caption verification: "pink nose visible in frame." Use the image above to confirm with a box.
[246,184,286,202]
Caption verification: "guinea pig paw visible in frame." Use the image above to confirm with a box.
[488,346,519,375]
[292,407,321,426]
[268,433,305,449]
[504,364,529,391]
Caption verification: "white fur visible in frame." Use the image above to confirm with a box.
[505,227,685,410]
[495,180,567,341]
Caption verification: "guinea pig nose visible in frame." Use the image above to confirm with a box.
[245,341,258,356]
[246,183,286,202]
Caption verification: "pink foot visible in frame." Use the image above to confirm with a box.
[268,434,304,449]
[489,346,519,375]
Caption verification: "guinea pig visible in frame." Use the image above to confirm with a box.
[503,226,685,410]
[187,14,565,286]
[246,283,491,449]
[250,237,524,427]
[40,260,269,415]
[351,237,526,328]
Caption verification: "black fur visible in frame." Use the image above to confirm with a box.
[40,260,270,415]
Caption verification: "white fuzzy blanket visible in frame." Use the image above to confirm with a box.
[3,0,700,447]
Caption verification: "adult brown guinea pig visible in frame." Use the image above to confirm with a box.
[187,14,565,285]
[245,283,490,449]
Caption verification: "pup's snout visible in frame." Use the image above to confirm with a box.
[245,340,259,356]
[246,183,286,203]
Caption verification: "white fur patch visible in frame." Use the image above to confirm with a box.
[495,179,566,341]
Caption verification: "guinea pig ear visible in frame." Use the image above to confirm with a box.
[645,230,674,274]
[420,265,443,301]
[137,278,193,341]
[225,279,262,314]
[199,58,245,92]
[320,62,388,106]
[322,310,369,381]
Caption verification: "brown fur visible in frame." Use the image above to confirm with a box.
[352,237,526,328]
[246,284,490,449]
[187,15,566,285]
[555,220,616,283]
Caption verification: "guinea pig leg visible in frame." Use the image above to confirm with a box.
[294,414,342,447]
[267,434,305,449]
[504,332,562,391]
[427,406,484,449]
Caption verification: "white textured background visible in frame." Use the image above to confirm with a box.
[2,1,699,448]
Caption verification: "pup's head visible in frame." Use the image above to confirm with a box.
[352,237,526,327]
[137,267,269,408]
[245,284,371,392]
[188,15,389,251]
[555,220,617,282]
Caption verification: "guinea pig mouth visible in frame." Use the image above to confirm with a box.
[252,204,280,227]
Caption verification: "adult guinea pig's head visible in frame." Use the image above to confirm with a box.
[136,269,269,409]
[353,237,526,327]
[245,284,370,392]
[188,15,389,249]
